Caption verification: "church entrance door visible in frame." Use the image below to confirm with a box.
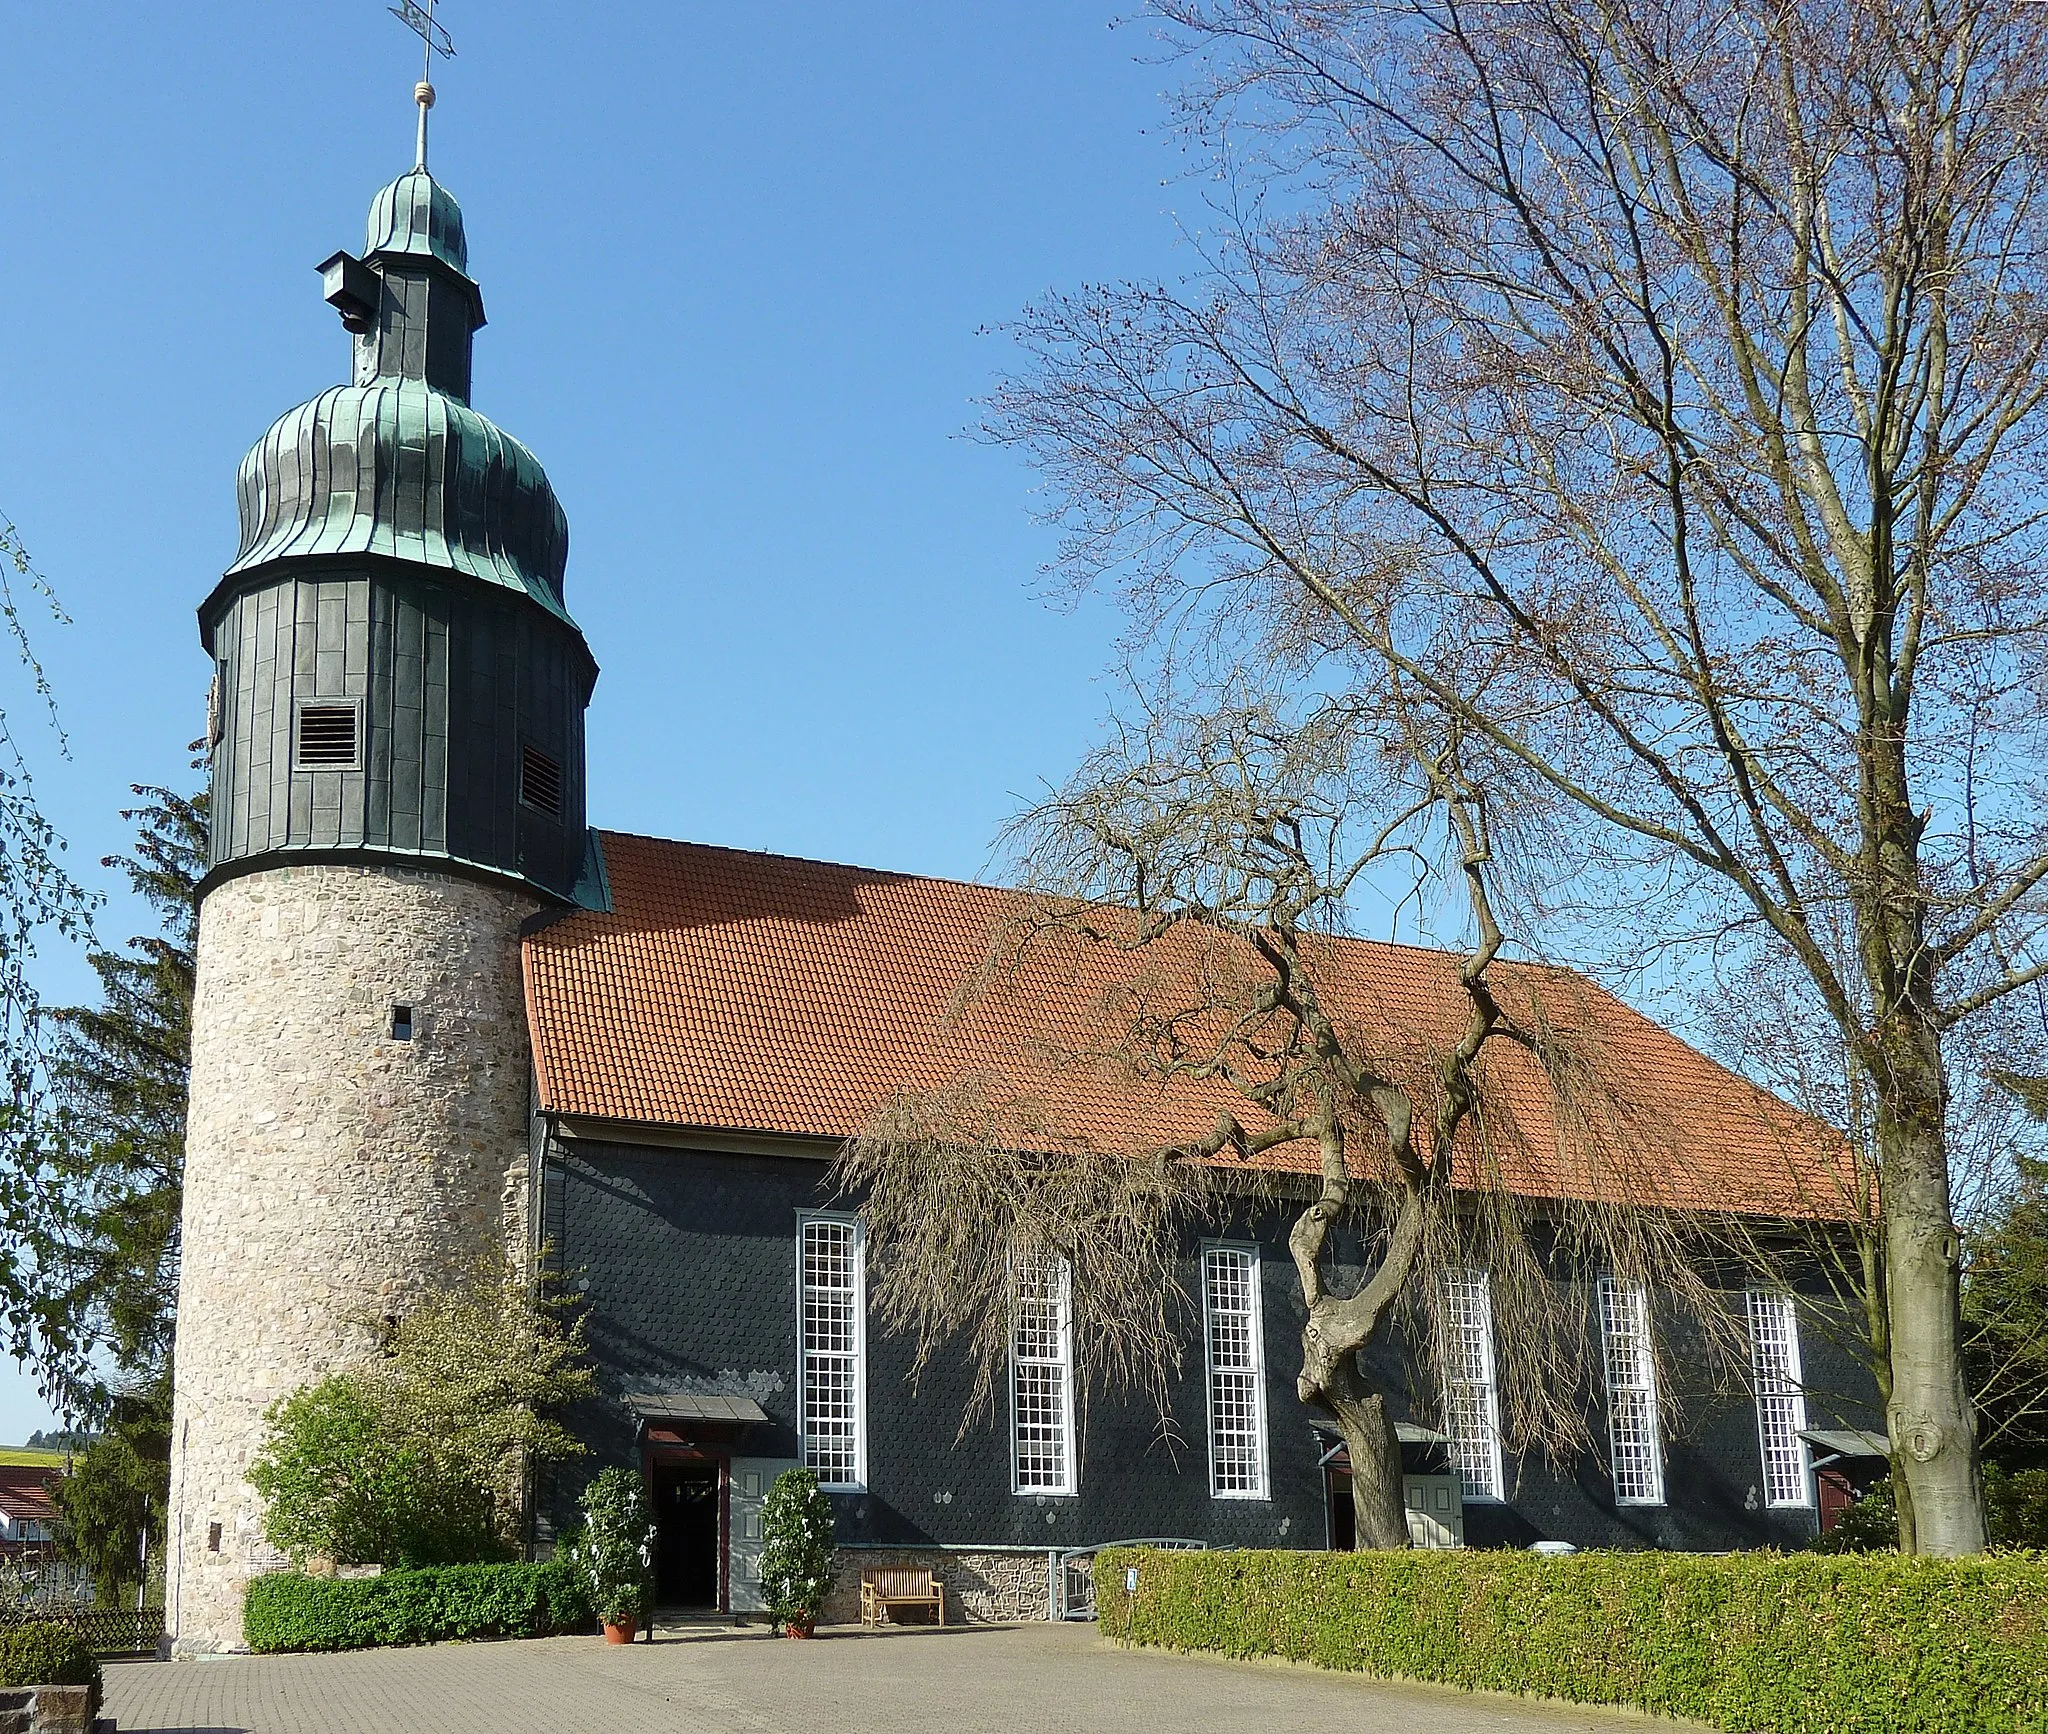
[653,1461,722,1608]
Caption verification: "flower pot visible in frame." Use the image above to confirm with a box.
[603,1618,638,1645]
[784,1617,815,1638]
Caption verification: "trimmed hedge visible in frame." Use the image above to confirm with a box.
[0,1622,101,1710]
[1094,1546,2048,1734]
[244,1560,595,1653]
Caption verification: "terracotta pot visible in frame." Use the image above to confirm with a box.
[603,1618,638,1645]
[784,1618,815,1639]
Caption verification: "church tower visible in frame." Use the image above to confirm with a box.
[167,88,597,1651]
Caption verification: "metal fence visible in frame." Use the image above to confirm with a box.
[0,1607,164,1656]
[1051,1539,1206,1621]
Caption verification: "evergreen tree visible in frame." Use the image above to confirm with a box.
[33,781,202,1602]
[40,780,204,1411]
[54,1380,170,1606]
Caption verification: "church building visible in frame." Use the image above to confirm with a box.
[165,123,1881,1652]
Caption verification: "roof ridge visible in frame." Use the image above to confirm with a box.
[593,828,1557,969]
[596,828,994,893]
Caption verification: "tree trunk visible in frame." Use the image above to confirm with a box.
[1877,1071,1986,1555]
[1316,1354,1408,1549]
[1858,637,1987,1555]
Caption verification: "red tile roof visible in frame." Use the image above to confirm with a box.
[523,833,1850,1218]
[0,1466,60,1528]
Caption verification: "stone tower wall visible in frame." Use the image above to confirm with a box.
[167,863,540,1654]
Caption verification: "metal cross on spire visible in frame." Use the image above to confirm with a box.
[389,0,456,172]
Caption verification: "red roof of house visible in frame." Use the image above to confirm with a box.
[0,1466,60,1527]
[523,833,1850,1218]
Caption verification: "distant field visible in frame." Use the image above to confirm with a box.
[0,1448,67,1467]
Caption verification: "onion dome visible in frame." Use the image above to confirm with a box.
[225,382,570,619]
[365,168,468,273]
[210,169,575,627]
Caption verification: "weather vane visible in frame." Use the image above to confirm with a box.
[390,0,456,172]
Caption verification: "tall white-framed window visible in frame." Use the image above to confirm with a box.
[1597,1276,1665,1506]
[1011,1250,1077,1495]
[798,1213,865,1489]
[1203,1244,1269,1499]
[1440,1267,1505,1501]
[1747,1289,1812,1508]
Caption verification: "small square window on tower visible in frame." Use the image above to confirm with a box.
[293,699,362,771]
[520,743,563,818]
[389,1004,414,1042]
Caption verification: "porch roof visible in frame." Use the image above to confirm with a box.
[623,1392,772,1426]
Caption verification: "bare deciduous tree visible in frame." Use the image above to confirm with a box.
[985,0,2048,1554]
[1699,930,2048,1489]
[841,694,1761,1547]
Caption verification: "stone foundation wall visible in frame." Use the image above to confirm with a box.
[824,1548,1053,1625]
[0,1684,94,1734]
[166,864,539,1655]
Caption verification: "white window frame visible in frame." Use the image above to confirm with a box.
[1202,1243,1270,1500]
[1747,1288,1812,1508]
[1597,1276,1666,1507]
[797,1212,866,1491]
[1010,1250,1078,1496]
[1439,1267,1506,1502]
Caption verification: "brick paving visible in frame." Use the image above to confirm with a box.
[104,1619,1677,1734]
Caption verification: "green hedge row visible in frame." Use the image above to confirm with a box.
[244,1560,595,1653]
[1094,1546,2048,1734]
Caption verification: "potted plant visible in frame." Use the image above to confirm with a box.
[759,1467,835,1637]
[577,1468,655,1643]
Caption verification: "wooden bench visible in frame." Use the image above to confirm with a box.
[860,1565,946,1626]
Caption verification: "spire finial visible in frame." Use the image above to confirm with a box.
[389,0,456,172]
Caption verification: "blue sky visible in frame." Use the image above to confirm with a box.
[0,2,1196,1440]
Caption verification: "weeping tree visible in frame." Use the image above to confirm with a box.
[983,0,2048,1556]
[841,695,1769,1547]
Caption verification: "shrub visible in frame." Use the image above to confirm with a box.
[243,1560,594,1653]
[1811,1477,1901,1552]
[1989,1466,2048,1550]
[1815,1467,2048,1553]
[0,1622,101,1711]
[575,1469,654,1627]
[247,1374,501,1568]
[1095,1547,2048,1734]
[246,1263,592,1568]
[372,1251,594,1506]
[759,1468,835,1630]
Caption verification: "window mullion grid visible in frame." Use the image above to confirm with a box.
[1011,1252,1075,1495]
[1747,1289,1811,1508]
[1598,1277,1664,1506]
[1203,1247,1267,1499]
[800,1216,864,1489]
[1441,1268,1504,1502]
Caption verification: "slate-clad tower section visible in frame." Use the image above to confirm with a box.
[167,167,598,1654]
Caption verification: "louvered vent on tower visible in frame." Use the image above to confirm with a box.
[520,744,563,818]
[294,702,361,770]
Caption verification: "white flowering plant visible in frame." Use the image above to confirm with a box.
[759,1468,835,1631]
[574,1468,655,1627]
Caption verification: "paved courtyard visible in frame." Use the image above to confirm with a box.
[104,1619,1682,1734]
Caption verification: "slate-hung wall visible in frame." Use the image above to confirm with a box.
[205,563,589,899]
[539,1136,1879,1554]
